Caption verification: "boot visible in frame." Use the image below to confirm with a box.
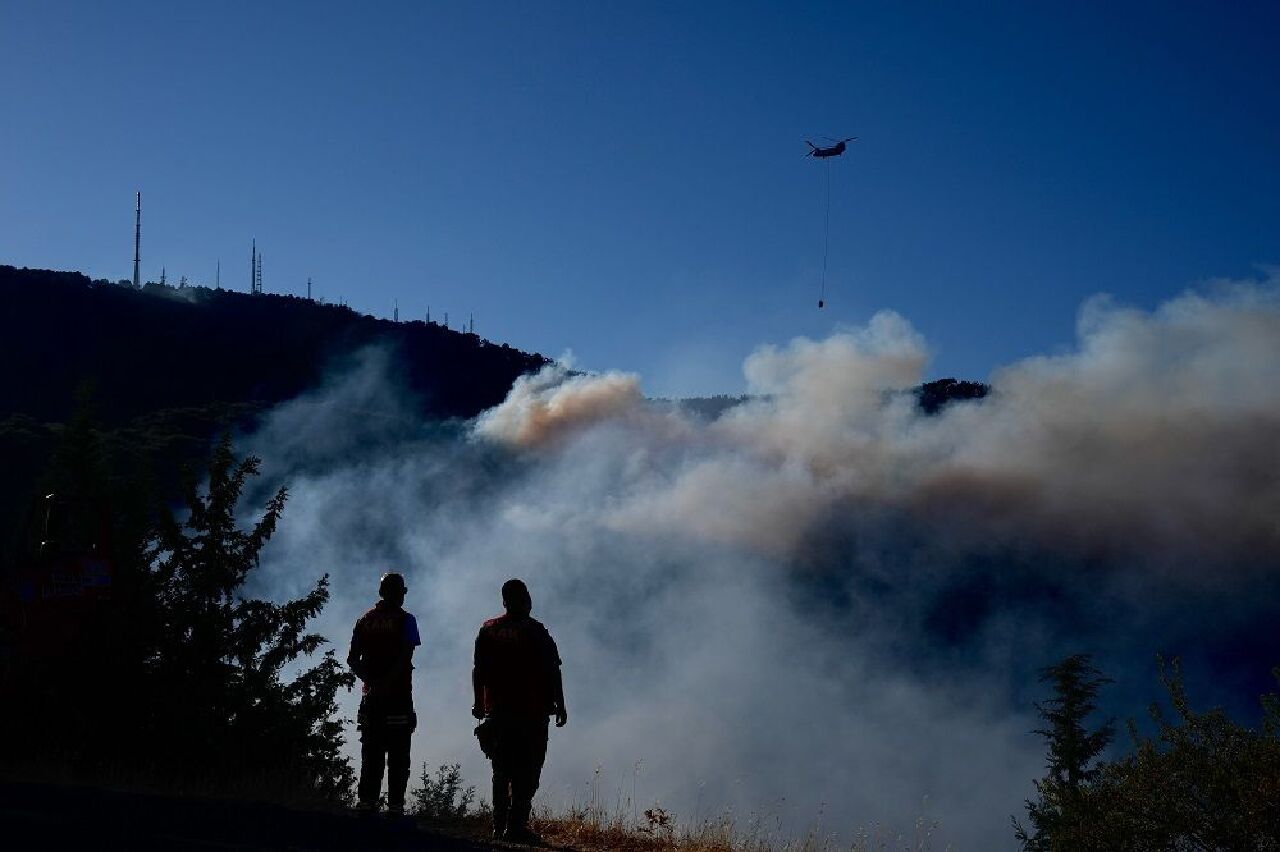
[504,795,541,845]
[503,825,543,846]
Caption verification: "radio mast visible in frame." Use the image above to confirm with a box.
[132,192,141,288]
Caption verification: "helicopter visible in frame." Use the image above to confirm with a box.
[806,134,859,309]
[805,136,857,158]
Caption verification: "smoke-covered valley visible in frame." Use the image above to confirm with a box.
[242,275,1280,848]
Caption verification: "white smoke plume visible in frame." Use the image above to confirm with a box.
[244,275,1279,849]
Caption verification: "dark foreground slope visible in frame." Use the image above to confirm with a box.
[0,781,500,851]
[0,265,550,426]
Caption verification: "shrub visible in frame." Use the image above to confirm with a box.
[1017,655,1280,850]
[410,762,476,821]
[1084,658,1280,850]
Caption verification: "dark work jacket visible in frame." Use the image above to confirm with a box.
[473,613,561,717]
[348,601,420,710]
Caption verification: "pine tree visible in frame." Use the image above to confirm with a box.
[142,434,355,802]
[1015,653,1114,850]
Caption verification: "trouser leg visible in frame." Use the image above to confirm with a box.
[358,726,386,806]
[508,769,534,834]
[386,725,413,809]
[491,764,512,835]
[507,719,549,833]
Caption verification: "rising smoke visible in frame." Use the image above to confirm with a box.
[245,275,1279,848]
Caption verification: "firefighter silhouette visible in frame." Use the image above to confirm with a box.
[347,572,420,815]
[472,578,567,843]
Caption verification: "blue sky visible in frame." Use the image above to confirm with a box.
[3,1,1277,396]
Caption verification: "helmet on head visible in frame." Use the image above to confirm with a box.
[379,572,408,598]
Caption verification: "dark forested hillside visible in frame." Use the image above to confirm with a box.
[0,264,551,573]
[0,265,550,426]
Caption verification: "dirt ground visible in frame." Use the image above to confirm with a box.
[0,780,516,851]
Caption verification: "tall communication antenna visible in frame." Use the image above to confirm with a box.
[394,300,399,323]
[132,192,141,288]
[216,259,221,289]
[307,277,312,300]
[251,239,256,293]
[469,313,474,334]
[256,252,263,293]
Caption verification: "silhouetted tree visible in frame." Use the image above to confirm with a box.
[1080,658,1280,850]
[1015,653,1114,850]
[142,434,355,803]
[1017,656,1280,850]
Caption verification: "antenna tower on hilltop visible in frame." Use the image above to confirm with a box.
[307,277,312,300]
[132,192,141,288]
[249,240,263,294]
[394,300,399,322]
